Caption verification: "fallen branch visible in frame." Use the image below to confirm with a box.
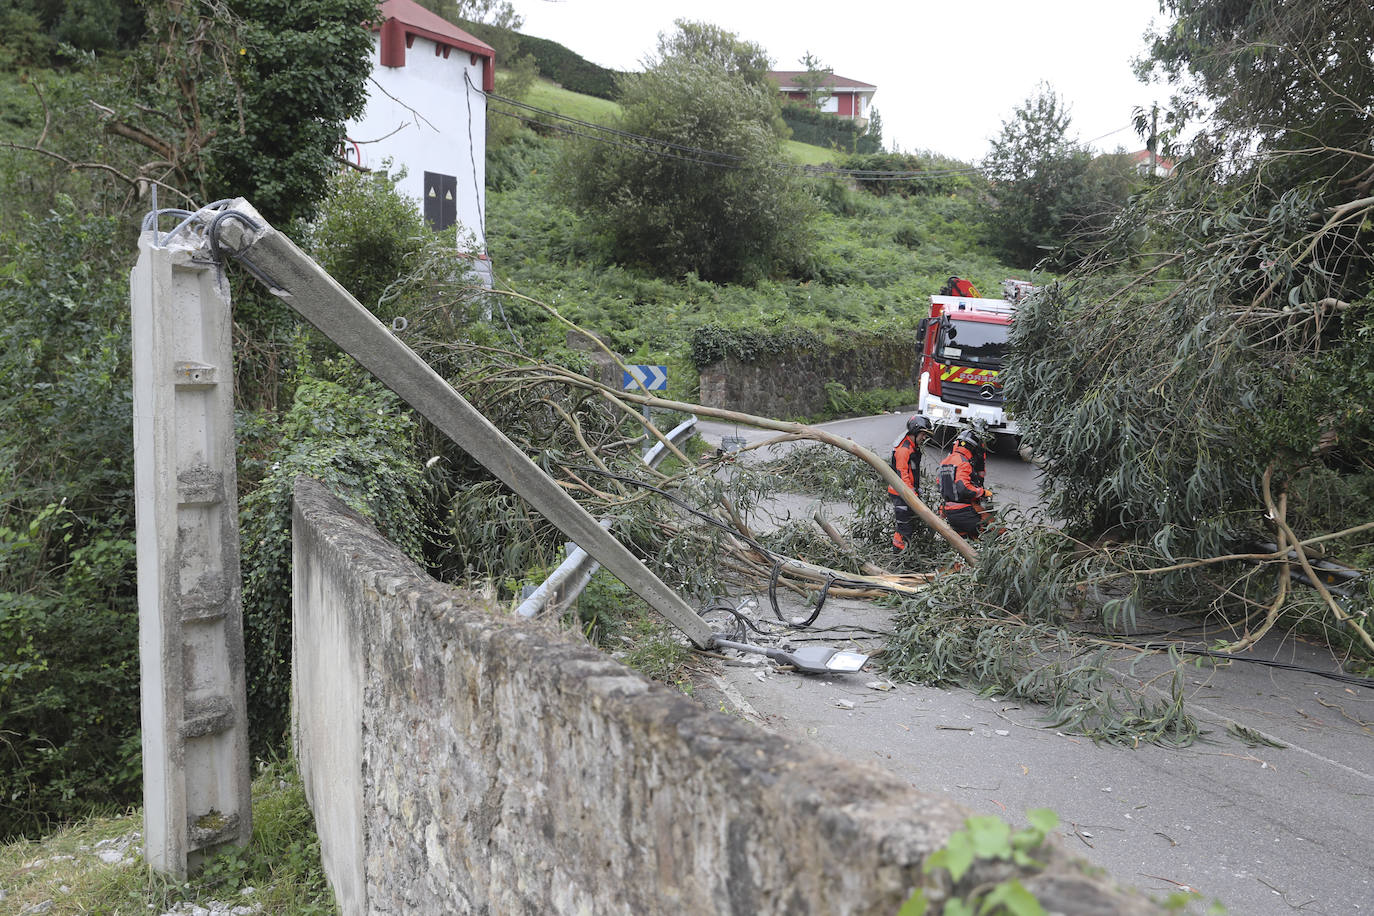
[0,141,193,203]
[813,508,890,577]
[525,363,977,563]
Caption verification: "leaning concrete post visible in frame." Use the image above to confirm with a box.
[131,229,252,878]
[211,199,716,649]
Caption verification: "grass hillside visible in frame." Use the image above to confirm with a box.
[520,78,843,168]
[483,84,1024,412]
[523,78,621,126]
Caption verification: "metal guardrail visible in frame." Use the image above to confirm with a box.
[517,416,698,619]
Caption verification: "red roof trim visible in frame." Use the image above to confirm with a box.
[1129,149,1177,170]
[767,70,876,90]
[372,0,495,90]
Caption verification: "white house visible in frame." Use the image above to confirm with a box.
[346,0,495,276]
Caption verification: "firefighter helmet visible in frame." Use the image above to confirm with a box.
[955,427,987,451]
[906,415,933,436]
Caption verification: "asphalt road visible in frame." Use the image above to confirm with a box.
[693,412,1374,915]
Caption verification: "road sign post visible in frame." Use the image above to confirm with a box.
[623,365,668,456]
[621,364,668,392]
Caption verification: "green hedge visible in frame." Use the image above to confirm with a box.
[520,33,622,99]
[689,324,824,366]
[781,103,879,154]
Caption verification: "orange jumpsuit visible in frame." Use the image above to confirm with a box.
[888,432,923,550]
[938,441,992,538]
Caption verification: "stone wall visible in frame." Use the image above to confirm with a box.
[290,477,1160,915]
[696,335,922,419]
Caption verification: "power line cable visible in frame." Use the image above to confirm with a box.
[1082,124,1135,147]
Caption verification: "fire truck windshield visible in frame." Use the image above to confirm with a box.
[939,319,1007,365]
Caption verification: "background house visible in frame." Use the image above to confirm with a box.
[1129,149,1176,178]
[767,71,876,128]
[346,0,495,278]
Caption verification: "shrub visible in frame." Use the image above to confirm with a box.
[240,364,429,756]
[301,169,429,312]
[0,202,140,839]
[560,35,817,284]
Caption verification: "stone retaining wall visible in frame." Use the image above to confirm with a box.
[290,477,1160,915]
[697,336,922,419]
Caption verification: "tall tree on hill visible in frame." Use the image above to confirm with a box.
[1139,0,1374,167]
[793,51,834,111]
[652,19,773,89]
[982,83,1137,270]
[562,21,814,284]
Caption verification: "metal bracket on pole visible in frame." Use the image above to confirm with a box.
[206,199,715,649]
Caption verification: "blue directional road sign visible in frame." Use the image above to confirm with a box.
[622,364,668,391]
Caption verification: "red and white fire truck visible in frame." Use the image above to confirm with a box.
[916,279,1034,444]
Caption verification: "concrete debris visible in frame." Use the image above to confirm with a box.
[157,896,260,916]
[23,855,73,870]
[91,831,140,866]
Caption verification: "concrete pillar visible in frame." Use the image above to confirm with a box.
[130,231,252,878]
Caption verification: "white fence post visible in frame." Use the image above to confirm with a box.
[130,229,252,878]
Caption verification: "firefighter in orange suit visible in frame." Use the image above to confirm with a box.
[938,428,994,539]
[889,415,933,551]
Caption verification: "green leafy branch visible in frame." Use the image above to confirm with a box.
[900,809,1059,916]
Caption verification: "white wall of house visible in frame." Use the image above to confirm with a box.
[346,33,488,254]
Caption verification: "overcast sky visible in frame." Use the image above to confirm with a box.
[514,0,1170,163]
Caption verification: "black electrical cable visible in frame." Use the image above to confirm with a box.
[767,560,785,622]
[803,577,835,628]
[701,598,787,642]
[564,464,908,626]
[205,208,262,261]
[1130,642,1374,690]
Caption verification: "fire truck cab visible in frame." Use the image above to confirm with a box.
[916,286,1020,442]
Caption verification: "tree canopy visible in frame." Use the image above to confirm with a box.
[562,22,815,284]
[982,83,1140,270]
[649,19,773,88]
[1141,0,1374,163]
[992,1,1374,658]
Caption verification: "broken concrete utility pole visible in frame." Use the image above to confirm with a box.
[204,199,715,649]
[130,214,253,879]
